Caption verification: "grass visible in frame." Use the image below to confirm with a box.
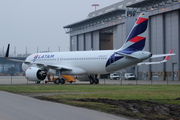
[1,84,180,119]
[0,84,180,104]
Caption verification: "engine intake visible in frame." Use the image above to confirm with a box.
[25,67,47,81]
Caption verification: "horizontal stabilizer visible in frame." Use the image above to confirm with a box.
[115,52,140,59]
[151,53,175,58]
[138,61,164,66]
[138,49,175,66]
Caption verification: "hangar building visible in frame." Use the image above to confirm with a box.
[64,0,180,81]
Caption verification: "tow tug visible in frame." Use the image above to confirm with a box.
[45,75,75,84]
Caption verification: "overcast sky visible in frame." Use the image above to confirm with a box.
[0,0,122,55]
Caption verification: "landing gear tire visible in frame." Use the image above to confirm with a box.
[89,74,99,84]
[60,78,65,84]
[90,79,94,84]
[54,78,60,84]
[94,78,99,84]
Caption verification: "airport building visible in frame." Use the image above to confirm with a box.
[0,57,24,76]
[64,0,180,81]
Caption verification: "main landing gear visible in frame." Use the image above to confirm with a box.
[55,70,65,84]
[89,74,99,84]
[54,78,65,84]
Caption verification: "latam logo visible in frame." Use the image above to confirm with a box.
[33,54,55,62]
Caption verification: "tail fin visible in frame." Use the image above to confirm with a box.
[119,12,149,52]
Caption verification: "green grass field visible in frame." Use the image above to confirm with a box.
[1,84,180,119]
[0,84,180,104]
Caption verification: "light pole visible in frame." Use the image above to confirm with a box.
[92,4,99,11]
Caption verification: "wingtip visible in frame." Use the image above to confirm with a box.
[5,44,10,58]
[164,49,174,61]
[169,49,174,53]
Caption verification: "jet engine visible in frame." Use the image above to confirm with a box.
[25,67,47,81]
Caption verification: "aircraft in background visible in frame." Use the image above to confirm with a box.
[137,49,174,66]
[5,12,175,84]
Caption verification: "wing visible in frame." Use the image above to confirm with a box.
[5,44,72,71]
[5,44,87,74]
[35,64,72,71]
[5,44,28,63]
[138,49,175,66]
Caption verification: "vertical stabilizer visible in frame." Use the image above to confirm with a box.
[119,12,149,52]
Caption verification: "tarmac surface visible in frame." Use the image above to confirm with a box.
[0,91,129,120]
[0,76,180,85]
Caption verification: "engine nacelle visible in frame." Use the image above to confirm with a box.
[25,67,47,81]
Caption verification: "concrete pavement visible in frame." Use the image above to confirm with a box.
[0,91,129,120]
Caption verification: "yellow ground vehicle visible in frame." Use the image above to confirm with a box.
[45,75,75,84]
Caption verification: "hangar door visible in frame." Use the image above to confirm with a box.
[100,28,113,50]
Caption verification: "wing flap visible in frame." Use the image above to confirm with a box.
[34,63,72,71]
[5,57,27,63]
[47,65,72,71]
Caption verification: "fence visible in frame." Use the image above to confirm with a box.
[0,76,34,85]
[0,76,180,85]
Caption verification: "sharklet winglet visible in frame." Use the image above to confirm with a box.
[5,44,10,58]
[4,44,26,63]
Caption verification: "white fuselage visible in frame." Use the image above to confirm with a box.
[22,50,152,75]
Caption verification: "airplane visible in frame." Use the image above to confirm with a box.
[5,12,175,84]
[137,49,174,66]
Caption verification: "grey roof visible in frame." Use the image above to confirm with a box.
[127,0,180,8]
[64,0,140,28]
[127,0,162,7]
[87,0,141,19]
[63,9,125,28]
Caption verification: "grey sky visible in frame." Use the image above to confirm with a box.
[0,0,122,55]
